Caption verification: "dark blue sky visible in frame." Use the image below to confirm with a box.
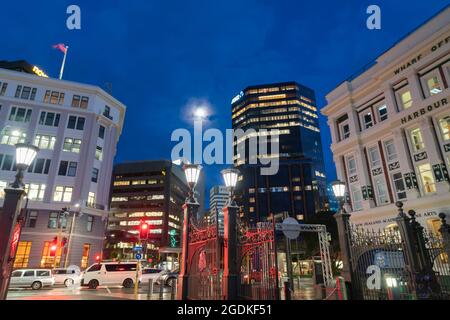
[1,0,448,199]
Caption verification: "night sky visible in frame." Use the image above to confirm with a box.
[1,0,448,204]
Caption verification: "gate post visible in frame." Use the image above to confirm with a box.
[394,202,420,274]
[334,211,353,285]
[438,213,450,258]
[222,203,239,300]
[177,198,199,300]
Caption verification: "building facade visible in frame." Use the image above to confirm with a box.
[0,60,126,269]
[322,8,450,231]
[105,160,189,268]
[231,81,327,223]
[208,185,229,236]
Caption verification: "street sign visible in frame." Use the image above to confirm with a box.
[276,217,301,239]
[135,253,142,260]
[133,245,143,252]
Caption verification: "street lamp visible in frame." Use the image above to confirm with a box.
[178,163,202,299]
[331,180,346,212]
[0,142,38,300]
[221,168,240,300]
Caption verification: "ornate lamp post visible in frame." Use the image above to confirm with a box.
[0,143,39,300]
[177,163,202,300]
[221,168,239,300]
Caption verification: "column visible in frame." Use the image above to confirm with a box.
[355,145,376,210]
[222,204,239,300]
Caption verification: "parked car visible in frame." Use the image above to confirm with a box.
[140,268,166,284]
[52,265,81,287]
[80,262,140,289]
[9,269,55,290]
[159,269,179,286]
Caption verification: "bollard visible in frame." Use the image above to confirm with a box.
[284,281,291,300]
[159,279,164,300]
[170,278,176,300]
[147,279,153,300]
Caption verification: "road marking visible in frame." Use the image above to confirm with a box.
[105,286,111,294]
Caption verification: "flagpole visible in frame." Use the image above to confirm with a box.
[59,46,68,80]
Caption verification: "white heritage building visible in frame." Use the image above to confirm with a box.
[322,8,450,232]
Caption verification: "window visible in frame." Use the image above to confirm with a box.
[81,244,91,269]
[384,139,397,162]
[341,123,350,140]
[48,212,59,229]
[26,211,38,228]
[13,241,32,268]
[114,180,130,186]
[347,155,357,175]
[39,111,60,127]
[27,158,51,174]
[15,85,37,100]
[44,90,65,105]
[362,111,373,129]
[423,73,442,96]
[351,185,363,211]
[410,128,425,151]
[9,107,32,122]
[58,161,77,177]
[95,146,103,161]
[92,168,99,183]
[41,241,62,268]
[1,154,14,171]
[418,164,436,194]
[24,184,46,201]
[71,95,89,109]
[67,116,85,130]
[53,186,73,202]
[34,135,56,150]
[103,105,112,119]
[0,82,8,96]
[399,90,413,109]
[392,172,407,200]
[368,146,381,167]
[438,116,450,141]
[98,125,105,139]
[374,176,389,204]
[88,192,96,206]
[1,128,26,145]
[87,215,94,232]
[63,138,82,153]
[377,104,388,122]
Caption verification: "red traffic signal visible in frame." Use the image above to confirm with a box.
[49,237,58,257]
[95,254,101,263]
[139,221,149,240]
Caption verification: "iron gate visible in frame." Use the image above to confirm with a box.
[238,221,278,300]
[186,218,222,300]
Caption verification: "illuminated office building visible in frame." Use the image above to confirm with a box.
[231,82,327,223]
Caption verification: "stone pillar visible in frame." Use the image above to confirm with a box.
[177,199,199,300]
[222,203,239,300]
[0,187,26,300]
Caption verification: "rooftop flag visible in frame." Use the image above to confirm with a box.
[52,43,69,80]
[52,43,67,54]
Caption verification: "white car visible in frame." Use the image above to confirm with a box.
[9,269,55,290]
[52,266,81,287]
[81,262,140,289]
[140,268,166,284]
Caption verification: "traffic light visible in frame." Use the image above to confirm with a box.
[95,254,101,263]
[139,221,149,240]
[49,237,58,257]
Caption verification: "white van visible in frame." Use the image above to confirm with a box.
[80,262,140,289]
[53,265,81,287]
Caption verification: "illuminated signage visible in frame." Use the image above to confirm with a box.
[231,91,244,104]
[32,66,49,78]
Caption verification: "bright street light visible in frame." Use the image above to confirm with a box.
[331,180,346,199]
[183,163,202,190]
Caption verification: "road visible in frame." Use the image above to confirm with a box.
[7,283,176,300]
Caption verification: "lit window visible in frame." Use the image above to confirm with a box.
[351,185,363,211]
[384,139,397,162]
[34,135,56,150]
[410,128,425,151]
[425,75,442,96]
[114,181,130,186]
[24,183,46,201]
[418,164,436,194]
[400,90,413,109]
[0,180,7,198]
[13,241,32,268]
[40,241,62,268]
[63,138,81,153]
[438,116,450,141]
[1,128,26,145]
[80,244,90,269]
[88,192,96,206]
[95,146,103,161]
[374,176,389,204]
[53,186,73,202]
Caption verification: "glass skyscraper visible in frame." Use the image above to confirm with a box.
[231,81,327,223]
